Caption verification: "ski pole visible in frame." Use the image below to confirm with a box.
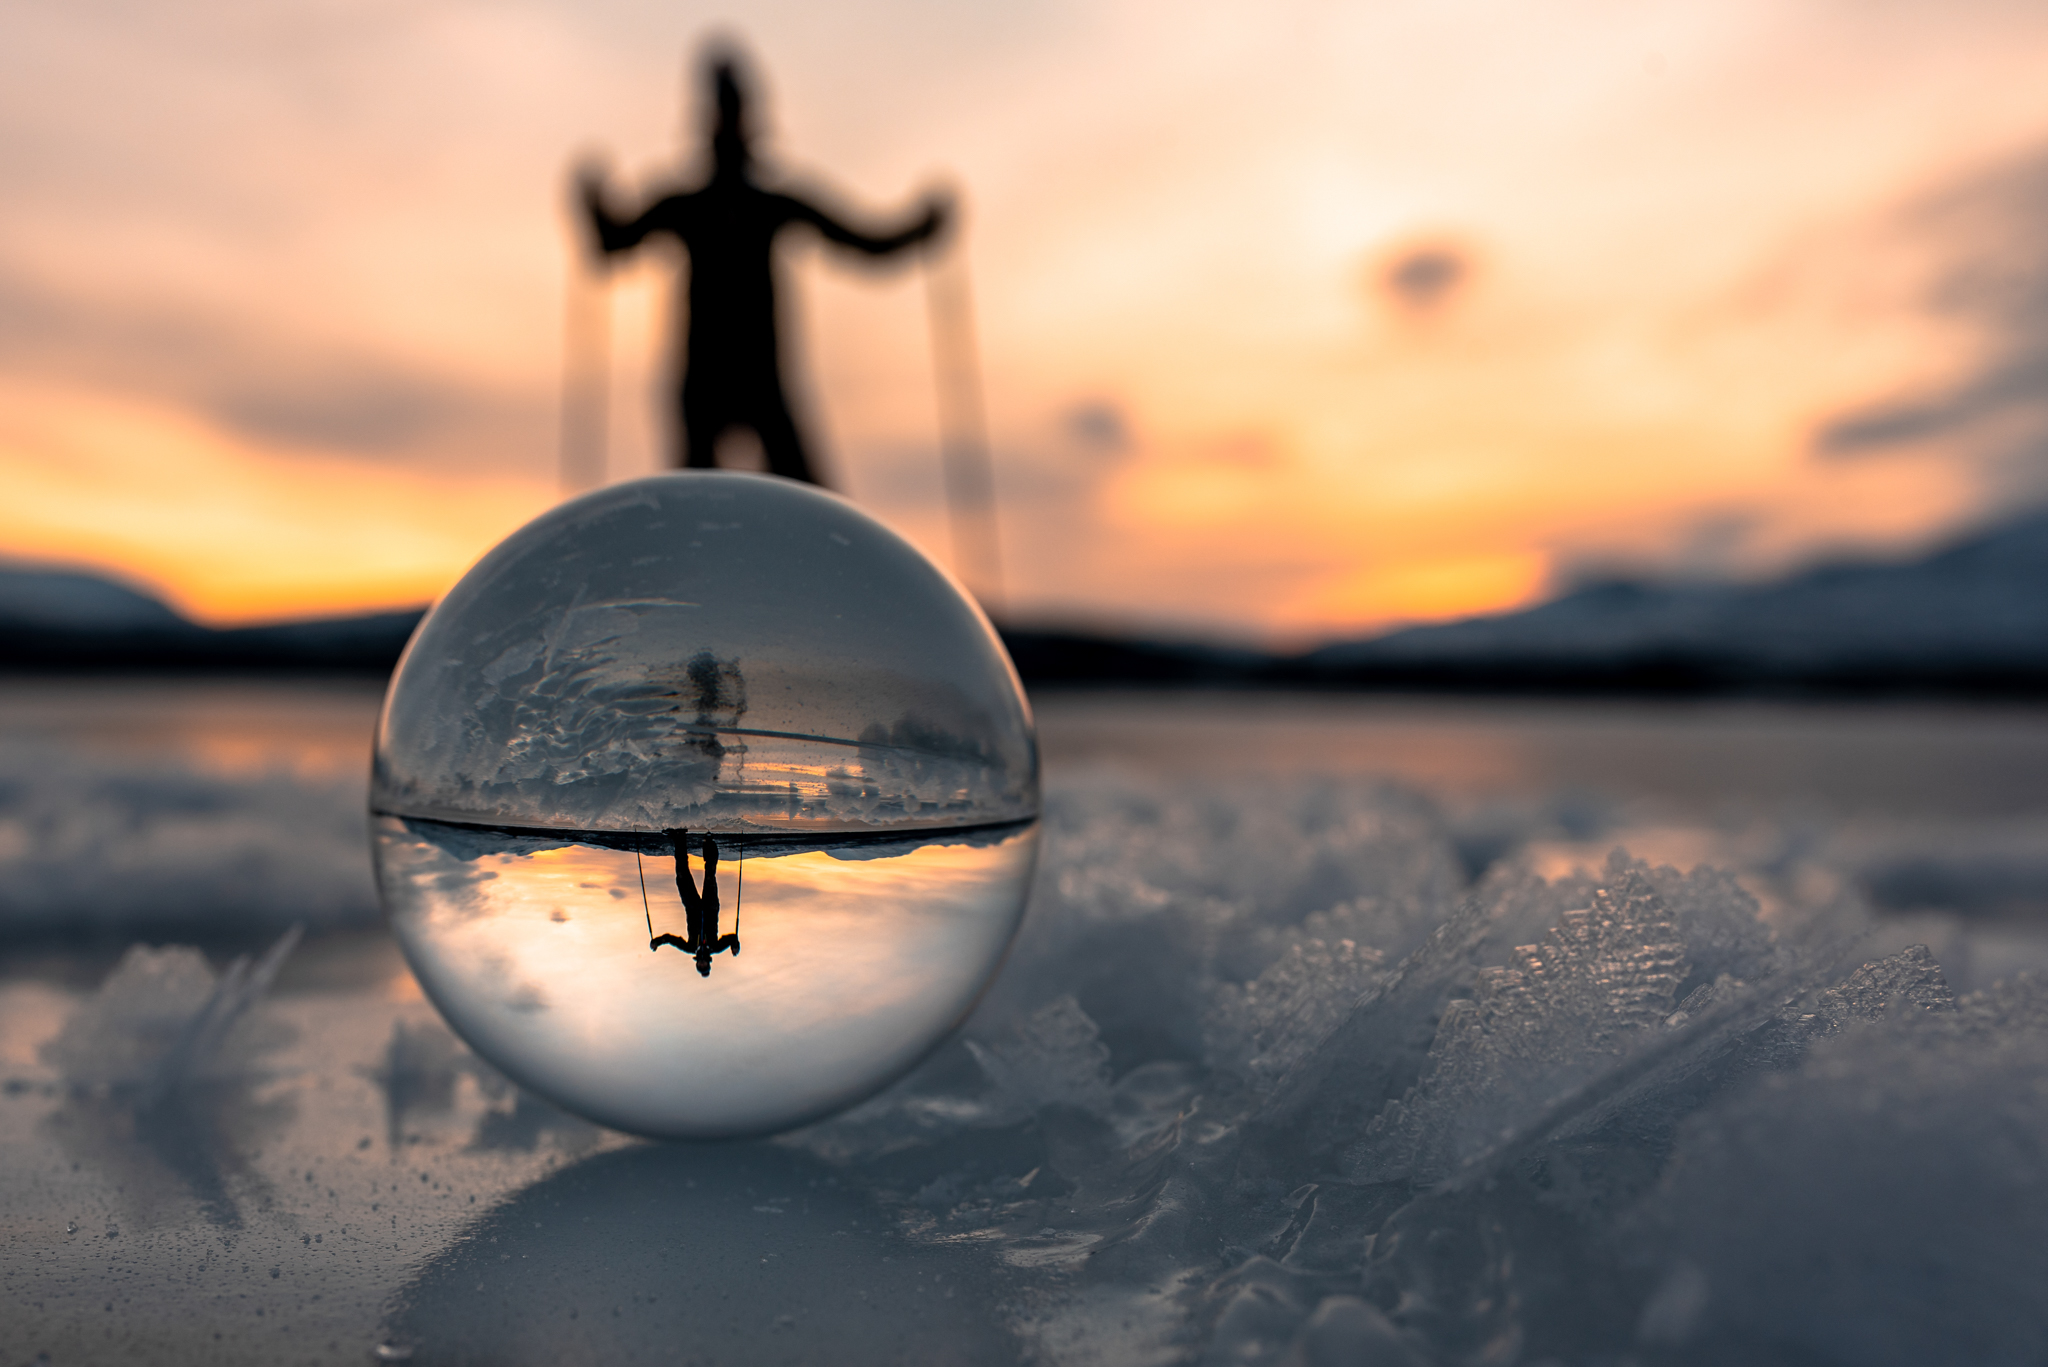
[921,239,1007,616]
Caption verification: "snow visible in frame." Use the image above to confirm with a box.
[3,686,2048,1363]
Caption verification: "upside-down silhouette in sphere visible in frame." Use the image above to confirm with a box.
[651,829,739,977]
[578,47,950,486]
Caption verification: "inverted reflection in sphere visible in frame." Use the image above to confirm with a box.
[370,473,1038,1138]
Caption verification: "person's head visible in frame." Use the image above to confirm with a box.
[695,945,714,977]
[702,46,753,175]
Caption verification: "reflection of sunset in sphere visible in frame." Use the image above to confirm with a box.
[371,473,1038,1138]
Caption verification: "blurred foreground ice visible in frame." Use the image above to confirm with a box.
[0,740,377,939]
[6,693,2048,1363]
[779,774,2048,1366]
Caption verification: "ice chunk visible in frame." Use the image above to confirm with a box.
[1807,940,1955,1029]
[1629,974,2048,1365]
[1206,937,1386,1088]
[966,775,1466,1084]
[34,930,301,1230]
[1287,1296,1429,1367]
[40,928,299,1100]
[967,994,1115,1117]
[1347,866,1688,1182]
[1204,1257,1309,1364]
[1635,857,1777,996]
[1250,862,1582,1173]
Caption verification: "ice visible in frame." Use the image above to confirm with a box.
[1282,1296,1427,1367]
[1206,936,1387,1087]
[0,741,375,939]
[40,929,300,1098]
[1246,861,1586,1170]
[967,995,1116,1118]
[31,931,301,1231]
[1632,973,2048,1365]
[958,778,1464,1100]
[9,719,2048,1363]
[776,775,2048,1364]
[1345,865,1693,1183]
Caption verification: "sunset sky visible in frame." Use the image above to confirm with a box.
[6,0,2048,641]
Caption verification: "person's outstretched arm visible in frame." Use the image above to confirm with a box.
[576,160,677,255]
[789,187,951,257]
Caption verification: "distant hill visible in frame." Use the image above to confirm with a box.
[1004,512,2048,695]
[4,513,2045,693]
[0,564,424,673]
[0,564,188,632]
[1298,510,2048,694]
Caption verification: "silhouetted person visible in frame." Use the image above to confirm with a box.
[651,829,739,977]
[578,48,950,486]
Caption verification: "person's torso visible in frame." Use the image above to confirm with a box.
[666,182,797,338]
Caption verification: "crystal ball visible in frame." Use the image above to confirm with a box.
[370,473,1038,1138]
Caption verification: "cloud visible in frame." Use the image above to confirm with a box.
[1548,508,1766,591]
[1062,400,1130,453]
[0,266,541,461]
[1382,243,1470,314]
[1817,142,2048,506]
[207,373,480,455]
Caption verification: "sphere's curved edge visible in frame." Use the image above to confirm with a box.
[573,1093,877,1145]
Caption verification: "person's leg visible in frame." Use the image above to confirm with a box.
[752,389,822,487]
[668,830,701,914]
[679,385,722,470]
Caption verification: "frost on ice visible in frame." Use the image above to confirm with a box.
[785,774,2048,1366]
[37,930,301,1229]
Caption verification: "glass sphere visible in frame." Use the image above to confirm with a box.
[370,473,1038,1139]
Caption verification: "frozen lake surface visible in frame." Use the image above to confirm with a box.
[4,681,2048,1364]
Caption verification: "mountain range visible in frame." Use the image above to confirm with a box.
[5,511,2045,693]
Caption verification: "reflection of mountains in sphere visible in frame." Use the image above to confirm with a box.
[370,473,1039,1138]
